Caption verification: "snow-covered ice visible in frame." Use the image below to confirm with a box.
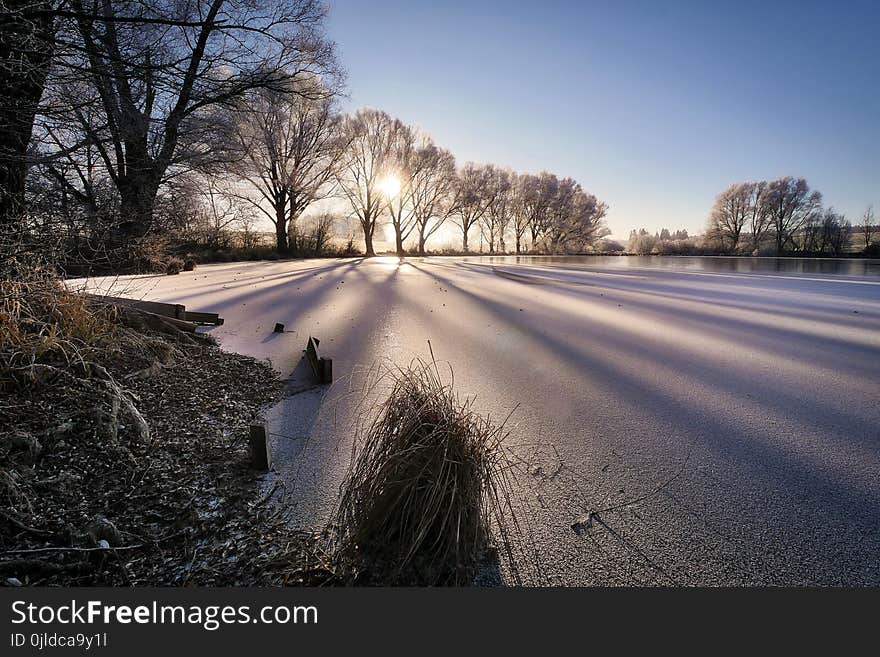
[81,256,880,585]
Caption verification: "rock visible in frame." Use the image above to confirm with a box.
[5,578,22,587]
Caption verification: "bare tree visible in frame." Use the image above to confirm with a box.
[745,181,770,254]
[707,182,751,253]
[36,0,338,247]
[453,162,500,252]
[291,211,334,254]
[861,205,875,250]
[411,144,456,256]
[763,176,822,254]
[824,209,852,256]
[224,81,342,253]
[336,108,400,257]
[479,167,512,253]
[384,121,420,256]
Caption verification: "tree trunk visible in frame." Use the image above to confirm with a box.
[515,235,521,254]
[0,1,55,225]
[117,176,159,240]
[418,232,426,256]
[363,224,375,257]
[395,227,405,256]
[461,227,469,252]
[274,198,288,253]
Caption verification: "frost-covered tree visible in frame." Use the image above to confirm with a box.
[509,173,536,253]
[479,167,513,253]
[452,163,496,252]
[35,0,339,244]
[861,205,875,250]
[763,176,822,254]
[223,81,342,253]
[336,108,402,256]
[411,145,457,255]
[706,183,753,253]
[527,171,558,247]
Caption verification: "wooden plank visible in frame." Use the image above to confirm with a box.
[86,293,223,326]
[305,336,333,384]
[248,421,272,470]
[85,293,185,320]
[184,311,224,326]
[114,305,199,333]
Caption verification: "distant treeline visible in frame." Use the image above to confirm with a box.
[624,178,877,257]
[703,178,876,256]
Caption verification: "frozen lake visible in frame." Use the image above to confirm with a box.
[463,254,880,277]
[80,255,880,585]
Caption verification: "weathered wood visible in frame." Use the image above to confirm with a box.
[85,293,185,319]
[85,293,223,327]
[184,311,224,326]
[274,322,285,333]
[305,336,333,384]
[248,421,271,471]
[115,304,199,334]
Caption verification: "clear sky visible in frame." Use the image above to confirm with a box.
[325,0,879,239]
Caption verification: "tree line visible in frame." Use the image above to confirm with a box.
[334,108,609,256]
[705,177,875,256]
[1,0,609,269]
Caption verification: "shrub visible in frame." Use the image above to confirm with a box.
[165,257,184,275]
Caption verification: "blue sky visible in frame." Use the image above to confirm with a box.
[324,0,879,239]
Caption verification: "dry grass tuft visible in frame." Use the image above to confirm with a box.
[0,272,117,386]
[331,356,516,585]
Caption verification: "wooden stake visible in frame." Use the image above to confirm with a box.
[306,336,333,384]
[248,421,271,470]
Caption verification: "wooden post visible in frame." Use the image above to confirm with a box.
[306,336,333,384]
[248,421,271,470]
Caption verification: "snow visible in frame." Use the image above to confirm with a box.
[80,256,880,585]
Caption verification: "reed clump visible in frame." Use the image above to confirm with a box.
[332,359,512,585]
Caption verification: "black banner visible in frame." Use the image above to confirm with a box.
[0,587,875,654]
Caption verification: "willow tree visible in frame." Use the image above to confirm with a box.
[763,177,822,254]
[411,145,456,255]
[336,108,401,257]
[478,167,512,253]
[453,163,497,252]
[384,121,420,256]
[224,80,342,253]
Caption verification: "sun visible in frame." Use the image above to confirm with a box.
[378,173,401,199]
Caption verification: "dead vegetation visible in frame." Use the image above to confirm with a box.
[328,357,520,585]
[0,243,293,585]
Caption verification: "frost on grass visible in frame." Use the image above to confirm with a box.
[330,356,522,585]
